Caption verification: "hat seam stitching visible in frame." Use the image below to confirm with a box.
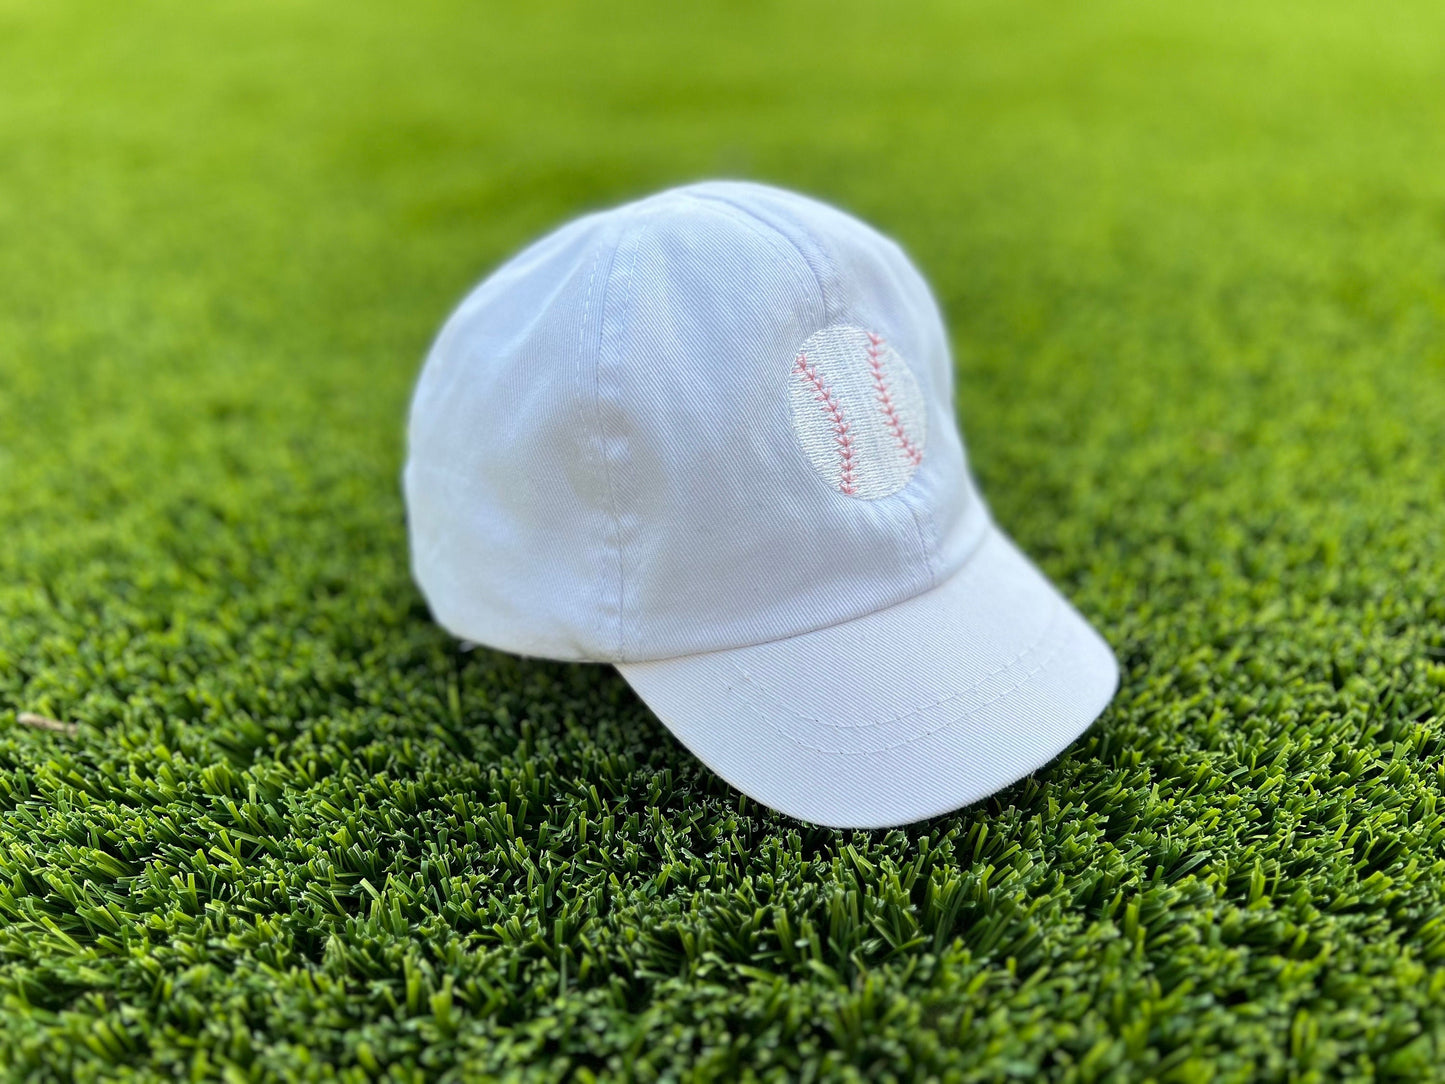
[678,192,825,319]
[589,228,630,661]
[683,189,836,315]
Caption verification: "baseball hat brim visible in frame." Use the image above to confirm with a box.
[616,524,1118,829]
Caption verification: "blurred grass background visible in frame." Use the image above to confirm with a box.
[3,0,1445,1079]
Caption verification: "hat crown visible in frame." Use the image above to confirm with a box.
[405,182,988,662]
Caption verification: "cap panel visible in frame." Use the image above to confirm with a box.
[599,196,942,661]
[689,183,956,405]
[687,183,984,589]
[405,214,621,659]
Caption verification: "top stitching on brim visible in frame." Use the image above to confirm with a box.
[723,596,1072,756]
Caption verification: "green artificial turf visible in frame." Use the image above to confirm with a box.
[4,0,1445,1078]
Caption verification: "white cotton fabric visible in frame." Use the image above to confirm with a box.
[404,180,1119,827]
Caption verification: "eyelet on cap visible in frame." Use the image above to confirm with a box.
[789,324,926,499]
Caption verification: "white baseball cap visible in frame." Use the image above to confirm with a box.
[404,181,1118,828]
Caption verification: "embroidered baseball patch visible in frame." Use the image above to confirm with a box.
[789,324,926,499]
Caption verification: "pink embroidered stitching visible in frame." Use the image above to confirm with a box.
[866,333,922,467]
[794,352,856,494]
